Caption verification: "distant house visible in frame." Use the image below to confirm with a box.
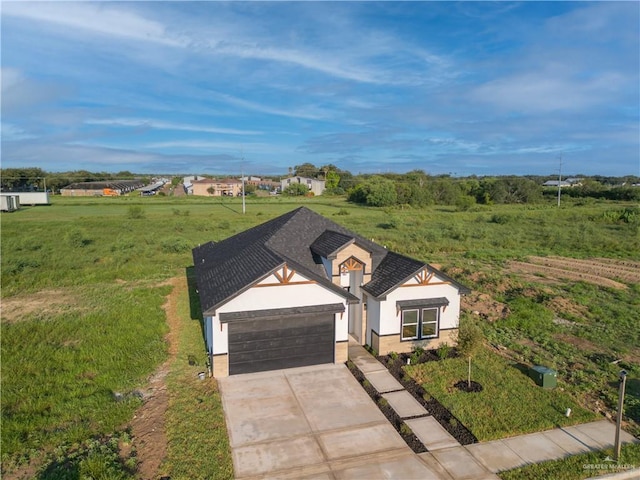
[543,178,582,188]
[182,176,203,195]
[192,207,470,377]
[281,176,325,196]
[192,178,242,197]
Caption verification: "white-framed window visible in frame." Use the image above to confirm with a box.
[421,308,438,338]
[401,309,419,340]
[401,307,439,341]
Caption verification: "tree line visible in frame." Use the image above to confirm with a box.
[286,163,640,205]
[0,168,141,193]
[3,166,638,204]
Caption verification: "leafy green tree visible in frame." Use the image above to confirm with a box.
[430,177,462,205]
[325,170,340,190]
[243,183,257,195]
[348,176,397,207]
[337,170,355,190]
[293,163,318,178]
[457,318,484,388]
[283,183,309,196]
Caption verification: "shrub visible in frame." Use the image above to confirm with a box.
[490,213,510,224]
[335,208,350,216]
[66,229,90,248]
[437,343,451,360]
[127,206,145,219]
[160,237,191,253]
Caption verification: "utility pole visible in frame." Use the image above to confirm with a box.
[557,154,563,208]
[241,149,246,215]
[614,370,628,461]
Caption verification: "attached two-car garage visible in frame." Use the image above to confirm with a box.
[220,304,344,375]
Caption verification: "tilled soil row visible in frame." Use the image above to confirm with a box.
[509,261,627,289]
[593,257,640,269]
[528,256,640,283]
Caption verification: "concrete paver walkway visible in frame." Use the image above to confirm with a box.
[218,343,639,479]
[467,420,640,474]
[348,342,639,479]
[382,390,429,418]
[365,370,404,393]
[407,416,461,451]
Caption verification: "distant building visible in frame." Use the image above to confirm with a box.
[192,178,242,197]
[281,176,325,196]
[0,194,20,212]
[183,175,204,195]
[61,180,144,196]
[543,178,582,188]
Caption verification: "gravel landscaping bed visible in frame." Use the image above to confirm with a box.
[378,351,478,445]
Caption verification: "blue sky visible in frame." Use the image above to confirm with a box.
[2,1,639,176]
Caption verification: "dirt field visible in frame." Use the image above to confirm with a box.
[127,276,183,479]
[508,256,636,289]
[0,288,84,323]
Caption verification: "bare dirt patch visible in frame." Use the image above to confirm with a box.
[462,292,510,322]
[128,275,184,480]
[553,333,601,354]
[546,296,589,321]
[509,260,628,289]
[1,289,82,323]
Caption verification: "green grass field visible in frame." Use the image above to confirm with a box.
[405,346,597,441]
[1,194,638,476]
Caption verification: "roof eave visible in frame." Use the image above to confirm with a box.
[201,261,286,317]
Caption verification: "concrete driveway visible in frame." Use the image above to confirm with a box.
[218,364,445,479]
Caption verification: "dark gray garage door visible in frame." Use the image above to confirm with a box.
[228,313,334,375]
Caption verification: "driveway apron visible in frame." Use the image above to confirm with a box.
[218,364,443,479]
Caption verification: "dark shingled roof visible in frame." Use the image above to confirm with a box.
[310,230,355,258]
[361,251,471,299]
[362,251,426,299]
[193,207,469,315]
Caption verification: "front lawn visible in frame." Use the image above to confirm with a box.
[405,347,597,441]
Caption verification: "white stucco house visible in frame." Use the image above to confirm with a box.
[280,176,326,196]
[192,207,469,377]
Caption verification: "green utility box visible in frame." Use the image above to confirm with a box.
[529,365,557,389]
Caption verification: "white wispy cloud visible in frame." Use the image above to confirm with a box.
[2,2,185,47]
[209,92,333,121]
[1,123,35,141]
[85,118,262,136]
[144,140,288,155]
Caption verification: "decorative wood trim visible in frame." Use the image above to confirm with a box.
[273,264,296,284]
[339,256,364,274]
[253,280,317,287]
[255,264,317,287]
[414,268,435,285]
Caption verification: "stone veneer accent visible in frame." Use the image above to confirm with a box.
[212,353,229,378]
[335,341,349,363]
[371,329,458,355]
